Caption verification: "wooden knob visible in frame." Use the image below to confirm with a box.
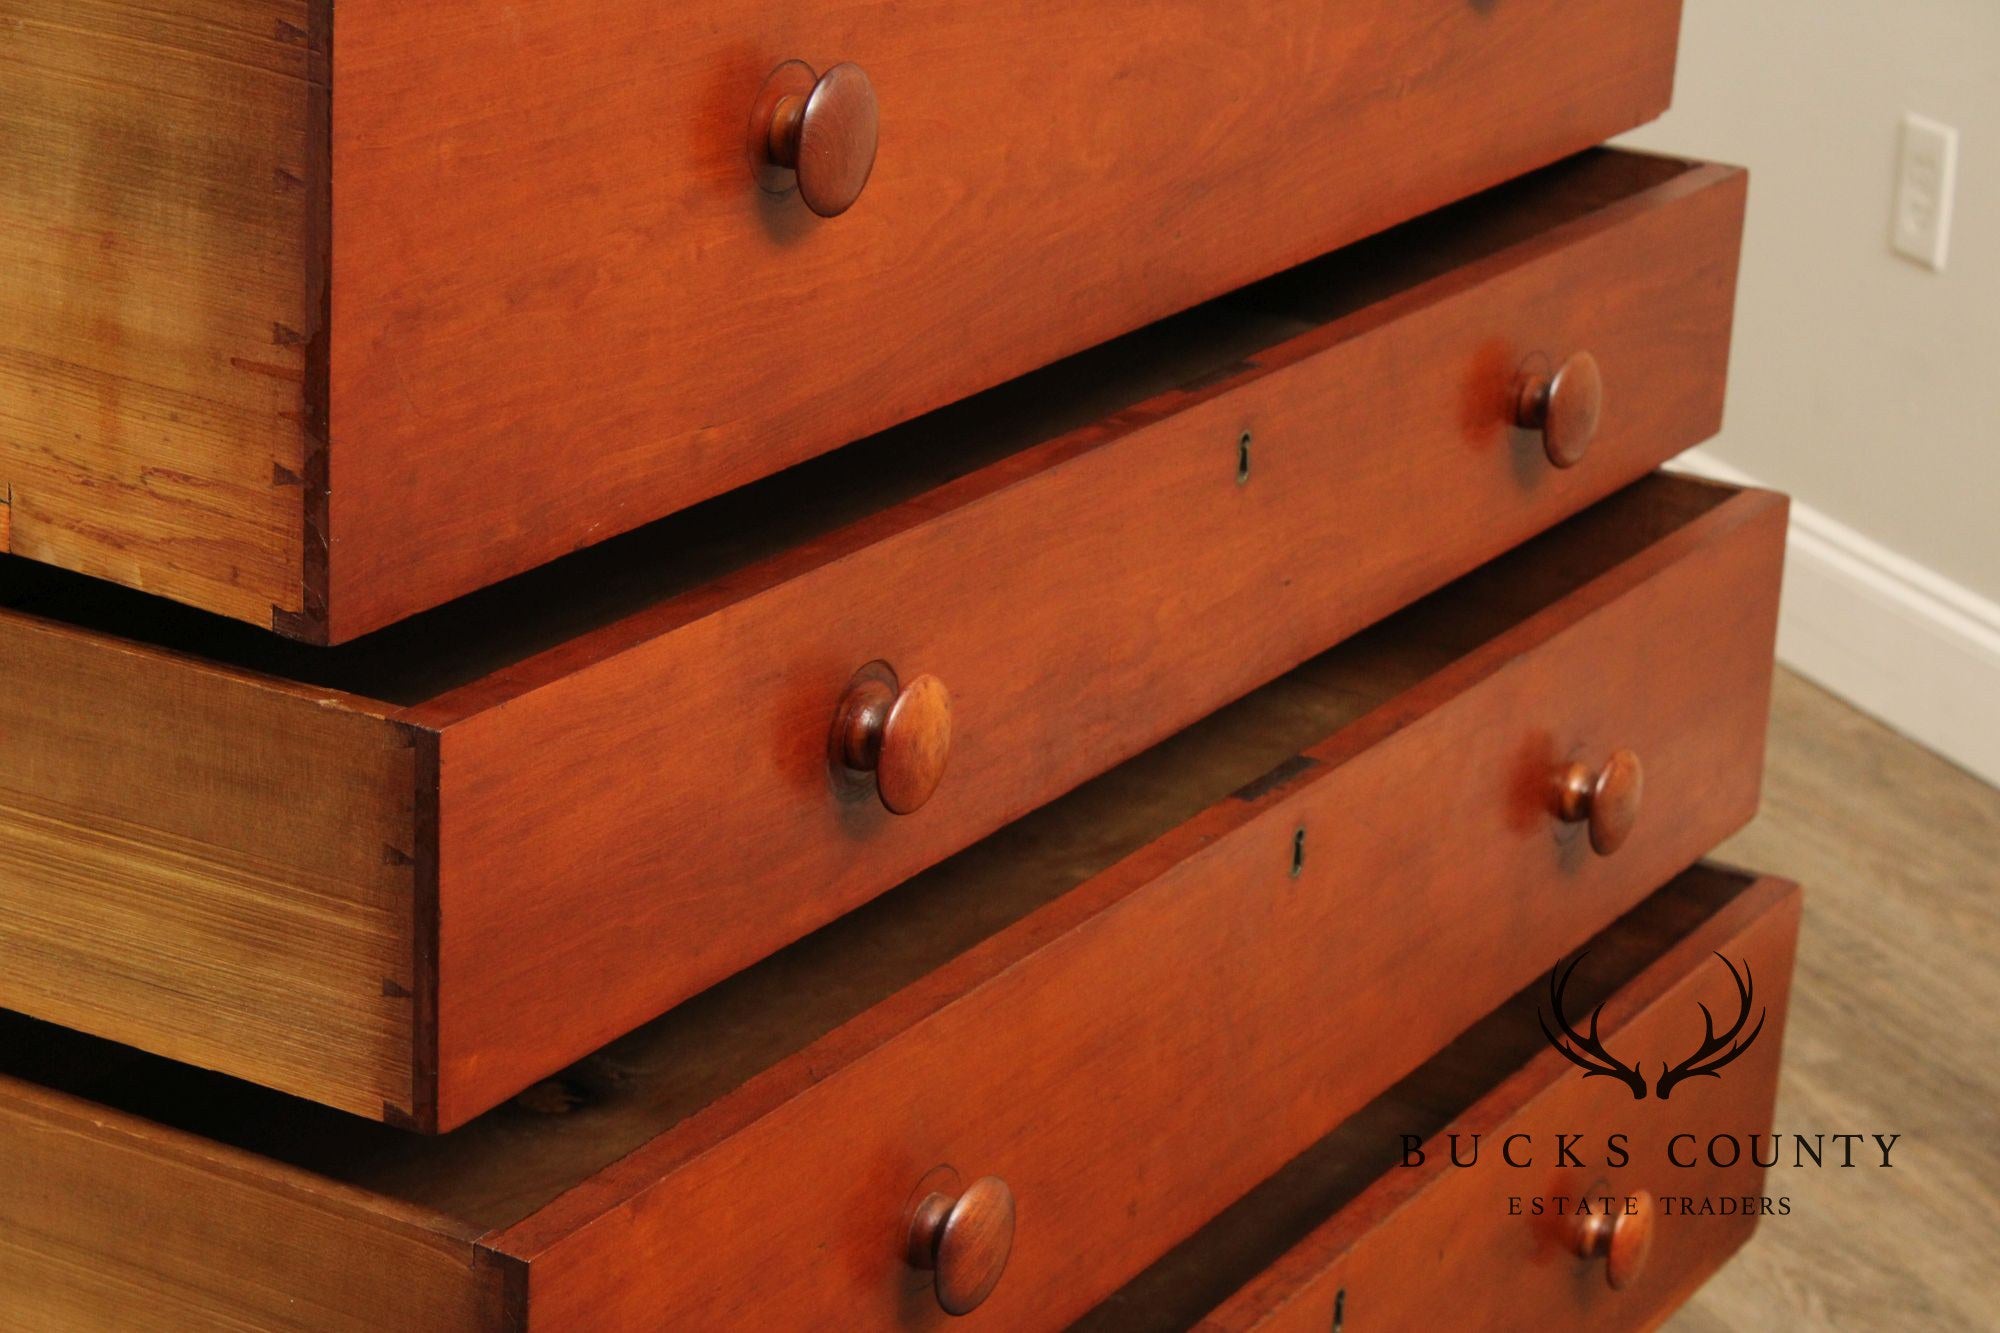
[833,664,952,814]
[906,1176,1016,1316]
[1516,352,1604,468]
[1573,1189,1656,1290]
[1555,749,1643,856]
[751,60,879,217]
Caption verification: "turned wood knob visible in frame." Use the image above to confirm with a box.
[751,60,879,217]
[833,664,952,814]
[1573,1189,1656,1290]
[1516,352,1604,468]
[906,1176,1016,1316]
[1555,749,1643,856]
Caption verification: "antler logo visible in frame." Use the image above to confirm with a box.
[1539,954,1648,1099]
[1655,954,1767,1099]
[1538,952,1767,1100]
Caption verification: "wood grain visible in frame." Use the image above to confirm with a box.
[1145,871,1801,1333]
[1112,683,2000,1333]
[3,1,1681,635]
[0,153,1747,1127]
[0,611,422,1121]
[0,1080,499,1331]
[0,478,1783,1326]
[0,876,1794,1333]
[483,481,1785,1328]
[24,676,1987,1331]
[319,0,1684,638]
[1666,674,2000,1332]
[0,0,320,627]
[426,154,1748,1126]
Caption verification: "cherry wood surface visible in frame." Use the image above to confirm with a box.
[484,485,1784,1330]
[0,475,1783,1327]
[423,152,1746,1128]
[1078,867,1801,1332]
[320,0,1685,640]
[2,0,1684,637]
[0,151,1749,1128]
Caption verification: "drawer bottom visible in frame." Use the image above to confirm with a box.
[1082,864,1801,1332]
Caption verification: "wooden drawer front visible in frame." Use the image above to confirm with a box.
[495,486,1786,1329]
[4,1,1685,637]
[430,154,1748,1127]
[0,153,1747,1129]
[0,475,1787,1330]
[1185,870,1802,1333]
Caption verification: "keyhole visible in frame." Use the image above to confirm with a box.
[1291,827,1307,878]
[1332,1288,1347,1331]
[1237,431,1253,484]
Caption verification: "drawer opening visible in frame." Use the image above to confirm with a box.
[0,149,1712,711]
[2,143,1754,1129]
[0,472,1744,1236]
[6,0,1688,639]
[1076,864,1768,1332]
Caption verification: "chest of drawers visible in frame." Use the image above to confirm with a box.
[2,1,1686,639]
[1,4,1795,1327]
[0,151,1746,1130]
[0,476,1784,1328]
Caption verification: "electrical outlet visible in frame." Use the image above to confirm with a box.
[1892,112,1958,271]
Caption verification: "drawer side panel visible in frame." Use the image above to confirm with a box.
[0,1078,500,1331]
[0,0,320,627]
[0,614,422,1120]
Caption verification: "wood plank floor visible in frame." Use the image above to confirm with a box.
[1667,670,2000,1331]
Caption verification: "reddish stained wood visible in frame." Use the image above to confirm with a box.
[908,1176,1019,1316]
[833,665,956,815]
[0,482,1785,1327]
[1189,874,1802,1332]
[7,0,1681,637]
[0,153,1749,1128]
[5,0,1688,638]
[484,485,1786,1325]
[316,0,1685,639]
[428,156,1748,1126]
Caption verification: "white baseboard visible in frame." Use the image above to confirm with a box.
[1667,448,2000,787]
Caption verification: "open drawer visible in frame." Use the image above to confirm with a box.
[1081,865,1803,1333]
[0,474,1783,1328]
[5,0,1686,637]
[0,151,1748,1129]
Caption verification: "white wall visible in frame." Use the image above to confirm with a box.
[1622,0,2000,783]
[1624,0,1999,598]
